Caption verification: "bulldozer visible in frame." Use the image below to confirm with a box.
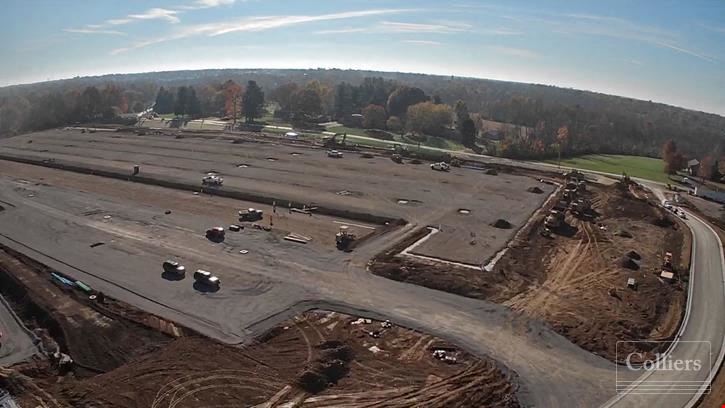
[335,225,356,250]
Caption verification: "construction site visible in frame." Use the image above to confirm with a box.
[0,126,696,406]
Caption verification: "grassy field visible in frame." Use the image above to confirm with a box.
[544,154,668,183]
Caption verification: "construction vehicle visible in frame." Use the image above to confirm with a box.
[663,251,673,271]
[570,199,591,215]
[323,133,347,148]
[205,227,225,242]
[544,210,565,229]
[238,208,264,222]
[431,162,451,172]
[202,173,224,186]
[391,153,403,163]
[327,149,343,158]
[335,225,356,250]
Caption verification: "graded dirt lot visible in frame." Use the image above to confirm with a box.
[0,246,518,408]
[372,180,691,361]
[0,128,553,265]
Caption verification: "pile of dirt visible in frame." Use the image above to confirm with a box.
[297,340,355,393]
[527,186,544,194]
[492,219,512,229]
[653,216,675,228]
[485,168,498,175]
[626,250,641,260]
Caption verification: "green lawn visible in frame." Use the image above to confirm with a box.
[544,154,668,183]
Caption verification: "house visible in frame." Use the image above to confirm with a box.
[687,159,700,176]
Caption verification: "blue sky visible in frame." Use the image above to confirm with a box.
[2,0,724,115]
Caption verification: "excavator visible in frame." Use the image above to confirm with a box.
[322,133,347,148]
[335,225,356,250]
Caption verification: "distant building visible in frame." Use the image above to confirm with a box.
[687,159,700,175]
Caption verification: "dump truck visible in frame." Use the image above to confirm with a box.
[238,208,264,222]
[335,225,356,250]
[545,210,565,229]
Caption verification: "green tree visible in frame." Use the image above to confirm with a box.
[174,86,189,117]
[461,118,477,147]
[454,100,469,132]
[291,88,322,120]
[187,86,202,117]
[242,80,265,123]
[154,87,174,114]
[362,104,387,129]
[386,86,428,118]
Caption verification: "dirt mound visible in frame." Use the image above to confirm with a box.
[626,250,641,260]
[653,216,675,228]
[298,340,354,393]
[615,230,633,238]
[485,168,498,175]
[619,256,640,270]
[492,219,512,229]
[527,186,544,194]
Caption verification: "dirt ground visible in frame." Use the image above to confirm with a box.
[372,180,691,361]
[0,160,377,248]
[0,245,518,408]
[0,128,552,264]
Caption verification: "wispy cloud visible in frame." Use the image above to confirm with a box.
[125,8,180,24]
[178,0,237,11]
[315,19,471,36]
[380,21,471,33]
[479,28,523,36]
[488,46,540,59]
[315,27,369,35]
[700,23,725,34]
[403,40,442,46]
[63,28,127,36]
[112,9,413,54]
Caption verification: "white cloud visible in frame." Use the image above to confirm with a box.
[64,28,126,36]
[403,40,442,46]
[107,18,132,25]
[112,9,413,54]
[488,46,540,59]
[195,0,236,7]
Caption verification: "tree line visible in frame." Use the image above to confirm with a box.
[1,68,723,163]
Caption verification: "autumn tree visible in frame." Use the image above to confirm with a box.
[362,104,387,129]
[662,140,684,174]
[222,80,243,123]
[405,102,452,136]
[386,116,403,133]
[242,80,265,123]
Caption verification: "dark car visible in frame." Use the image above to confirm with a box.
[162,260,186,277]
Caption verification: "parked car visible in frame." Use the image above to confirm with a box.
[193,269,221,289]
[327,149,343,158]
[206,227,225,241]
[430,162,450,171]
[162,260,186,277]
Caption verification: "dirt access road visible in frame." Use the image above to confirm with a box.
[0,159,621,407]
